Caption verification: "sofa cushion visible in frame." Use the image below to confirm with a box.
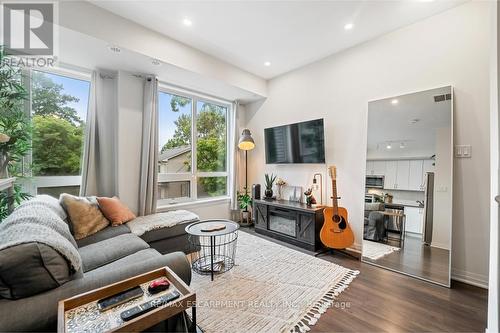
[60,194,110,240]
[0,243,71,299]
[76,224,130,248]
[97,196,136,226]
[78,234,150,272]
[139,221,192,243]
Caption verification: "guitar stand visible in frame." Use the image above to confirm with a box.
[315,247,359,260]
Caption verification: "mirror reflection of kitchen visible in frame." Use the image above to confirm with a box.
[363,86,452,287]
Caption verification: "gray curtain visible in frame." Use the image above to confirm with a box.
[229,101,240,211]
[138,76,159,216]
[80,70,117,197]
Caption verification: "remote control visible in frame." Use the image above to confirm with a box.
[120,290,181,322]
[97,286,144,311]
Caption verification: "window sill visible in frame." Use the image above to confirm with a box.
[157,196,230,212]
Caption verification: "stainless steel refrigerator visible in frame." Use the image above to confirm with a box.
[422,172,435,245]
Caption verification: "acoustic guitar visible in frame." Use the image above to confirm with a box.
[319,166,355,249]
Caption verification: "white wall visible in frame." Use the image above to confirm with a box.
[488,0,499,331]
[432,127,452,250]
[245,1,491,286]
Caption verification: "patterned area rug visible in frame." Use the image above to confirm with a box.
[362,240,400,260]
[190,231,359,333]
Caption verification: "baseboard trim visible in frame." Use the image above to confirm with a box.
[451,269,489,289]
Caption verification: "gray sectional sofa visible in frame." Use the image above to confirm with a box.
[0,195,193,332]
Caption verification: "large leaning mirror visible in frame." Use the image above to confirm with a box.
[362,86,453,287]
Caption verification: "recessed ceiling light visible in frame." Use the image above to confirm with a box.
[264,61,271,67]
[108,45,121,53]
[386,143,392,150]
[183,18,193,26]
[344,23,354,31]
[391,99,399,105]
[151,58,161,66]
[400,142,405,149]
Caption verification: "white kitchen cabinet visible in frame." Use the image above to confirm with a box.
[408,160,424,191]
[396,160,410,190]
[405,206,424,234]
[366,161,374,175]
[372,161,386,176]
[366,161,386,176]
[384,161,398,190]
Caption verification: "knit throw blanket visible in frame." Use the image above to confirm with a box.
[0,200,82,272]
[127,210,199,236]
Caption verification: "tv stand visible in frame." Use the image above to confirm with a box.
[253,199,324,251]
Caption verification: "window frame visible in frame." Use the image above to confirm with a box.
[25,67,91,196]
[157,85,231,206]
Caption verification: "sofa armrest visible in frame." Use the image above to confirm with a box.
[0,250,191,332]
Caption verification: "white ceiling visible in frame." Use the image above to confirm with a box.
[367,86,452,159]
[58,27,260,102]
[90,0,465,79]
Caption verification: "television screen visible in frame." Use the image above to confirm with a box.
[265,118,325,164]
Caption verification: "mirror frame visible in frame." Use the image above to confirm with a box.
[361,86,454,288]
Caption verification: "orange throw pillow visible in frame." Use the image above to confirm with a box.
[97,197,136,226]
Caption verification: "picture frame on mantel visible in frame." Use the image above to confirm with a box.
[281,185,303,203]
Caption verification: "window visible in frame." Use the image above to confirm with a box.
[158,89,229,205]
[29,70,91,197]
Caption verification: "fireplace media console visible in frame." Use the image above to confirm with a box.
[253,199,324,251]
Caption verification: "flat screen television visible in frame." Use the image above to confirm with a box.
[265,118,325,164]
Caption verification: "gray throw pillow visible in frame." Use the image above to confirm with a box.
[0,243,71,299]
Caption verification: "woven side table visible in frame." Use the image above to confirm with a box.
[185,219,239,281]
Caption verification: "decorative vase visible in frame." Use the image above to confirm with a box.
[265,188,273,198]
[277,185,282,200]
[0,153,8,179]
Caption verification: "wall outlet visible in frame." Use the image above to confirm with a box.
[455,145,472,158]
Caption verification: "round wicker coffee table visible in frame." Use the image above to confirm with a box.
[185,219,239,281]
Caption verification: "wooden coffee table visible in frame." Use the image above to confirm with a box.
[57,267,196,333]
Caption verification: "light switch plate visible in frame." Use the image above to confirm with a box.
[455,145,472,158]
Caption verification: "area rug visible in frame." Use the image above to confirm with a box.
[190,231,359,333]
[362,240,400,260]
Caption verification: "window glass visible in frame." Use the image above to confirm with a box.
[158,90,229,205]
[197,177,227,198]
[31,71,90,177]
[196,101,227,172]
[158,92,192,174]
[158,181,191,201]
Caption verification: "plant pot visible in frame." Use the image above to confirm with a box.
[240,210,252,226]
[0,153,8,179]
[265,188,273,198]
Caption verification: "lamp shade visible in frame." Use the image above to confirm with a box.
[238,129,255,150]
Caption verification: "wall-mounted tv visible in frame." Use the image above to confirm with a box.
[265,118,325,164]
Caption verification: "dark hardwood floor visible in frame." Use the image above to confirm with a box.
[241,228,488,333]
[363,234,450,286]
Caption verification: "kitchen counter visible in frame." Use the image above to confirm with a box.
[391,200,424,208]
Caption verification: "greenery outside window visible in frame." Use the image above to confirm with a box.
[28,69,91,197]
[158,87,230,206]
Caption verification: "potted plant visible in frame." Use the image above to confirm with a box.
[0,46,31,179]
[237,191,253,226]
[0,46,32,219]
[264,173,277,199]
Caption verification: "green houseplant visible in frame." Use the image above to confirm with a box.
[264,173,277,199]
[0,46,32,219]
[237,191,253,226]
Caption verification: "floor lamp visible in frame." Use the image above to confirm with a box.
[238,129,255,196]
